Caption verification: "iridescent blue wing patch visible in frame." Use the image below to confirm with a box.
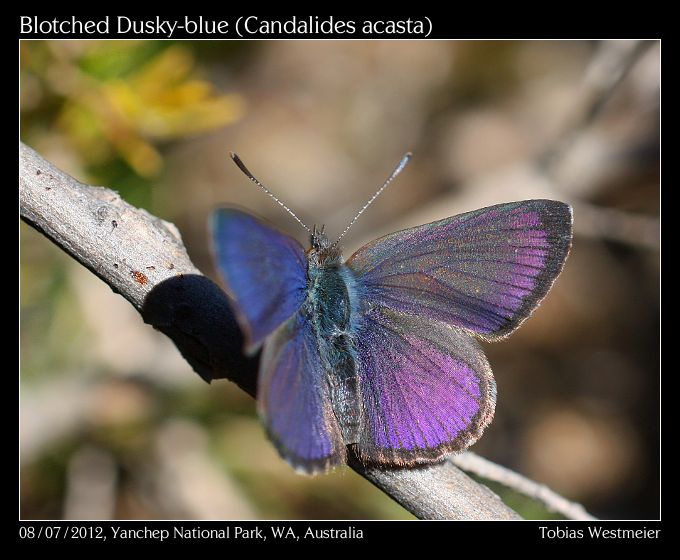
[259,312,346,473]
[352,306,496,465]
[211,208,308,352]
[347,200,572,340]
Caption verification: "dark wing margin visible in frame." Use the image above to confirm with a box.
[347,200,573,341]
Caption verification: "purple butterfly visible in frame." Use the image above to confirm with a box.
[212,153,572,473]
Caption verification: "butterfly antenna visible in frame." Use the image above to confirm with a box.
[229,152,311,233]
[332,152,412,247]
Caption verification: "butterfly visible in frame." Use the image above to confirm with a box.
[211,153,572,474]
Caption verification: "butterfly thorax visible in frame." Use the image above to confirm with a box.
[306,257,361,444]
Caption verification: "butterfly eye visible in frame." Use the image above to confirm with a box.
[310,230,331,252]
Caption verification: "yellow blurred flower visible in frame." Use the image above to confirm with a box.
[23,42,245,178]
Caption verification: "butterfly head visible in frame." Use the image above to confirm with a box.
[310,224,329,250]
[309,224,341,265]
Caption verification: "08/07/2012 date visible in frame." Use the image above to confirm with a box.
[19,525,106,540]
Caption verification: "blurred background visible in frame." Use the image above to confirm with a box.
[20,40,659,520]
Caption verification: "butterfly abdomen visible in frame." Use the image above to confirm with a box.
[308,263,361,444]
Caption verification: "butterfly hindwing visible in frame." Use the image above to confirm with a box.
[347,200,572,340]
[352,306,496,464]
[259,312,346,473]
[212,208,308,352]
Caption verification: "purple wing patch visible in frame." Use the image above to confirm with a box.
[259,312,346,473]
[212,208,308,352]
[347,200,572,340]
[353,307,496,464]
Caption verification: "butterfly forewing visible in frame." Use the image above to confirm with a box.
[347,200,572,340]
[212,208,308,352]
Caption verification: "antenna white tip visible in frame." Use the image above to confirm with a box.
[332,151,413,247]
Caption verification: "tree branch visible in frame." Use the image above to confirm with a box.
[450,453,596,520]
[20,141,527,520]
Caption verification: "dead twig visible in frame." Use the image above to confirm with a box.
[450,452,596,521]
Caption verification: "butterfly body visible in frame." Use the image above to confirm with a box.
[212,199,572,474]
[304,242,362,444]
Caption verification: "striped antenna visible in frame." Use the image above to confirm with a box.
[229,152,311,233]
[332,152,412,247]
